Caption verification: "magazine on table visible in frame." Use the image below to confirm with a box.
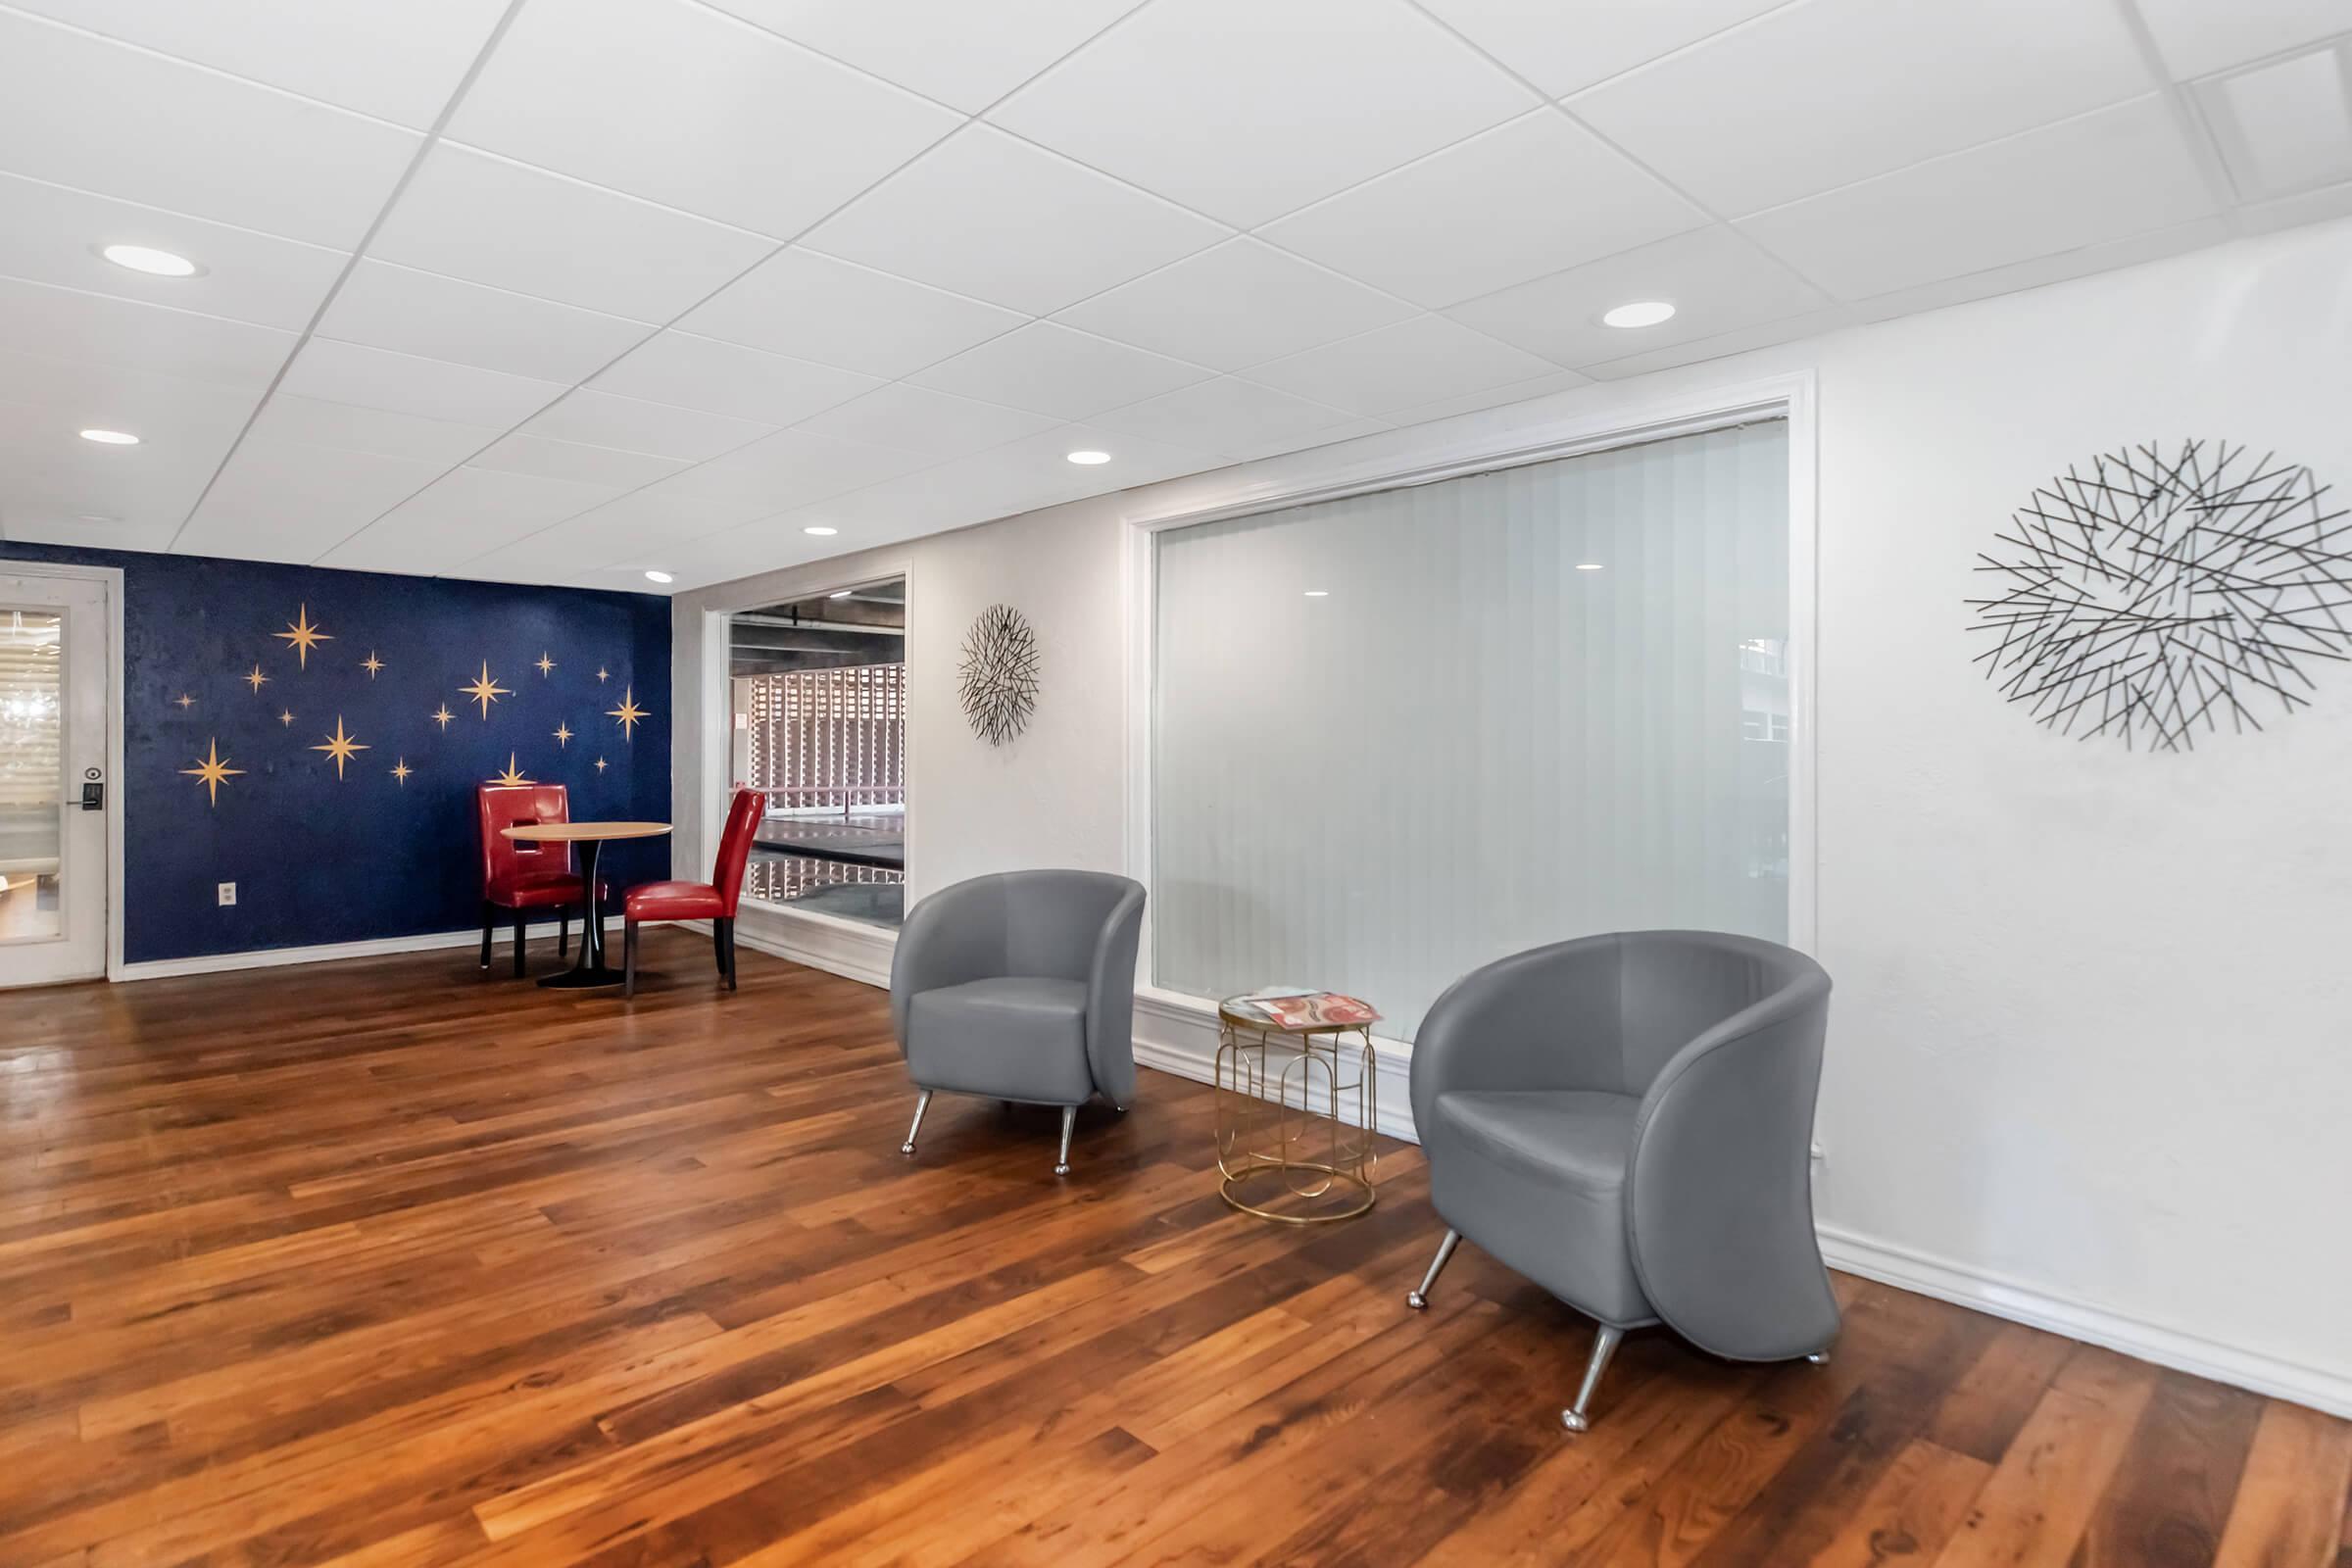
[1225,987,1380,1030]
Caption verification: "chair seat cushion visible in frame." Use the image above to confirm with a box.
[487,872,585,909]
[1428,1090,1651,1325]
[626,880,724,919]
[906,976,1091,1104]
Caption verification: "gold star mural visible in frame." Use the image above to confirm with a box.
[431,703,454,731]
[536,652,557,676]
[607,686,648,741]
[362,651,385,678]
[594,757,608,773]
[243,663,270,694]
[173,693,195,710]
[490,753,532,788]
[553,721,573,749]
[180,739,243,808]
[312,716,368,780]
[391,759,414,786]
[275,604,331,668]
[462,661,510,720]
[279,709,294,727]
[596,666,610,683]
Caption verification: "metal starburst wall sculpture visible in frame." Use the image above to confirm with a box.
[1966,439,2351,752]
[957,603,1040,746]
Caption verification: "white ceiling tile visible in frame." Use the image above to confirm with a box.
[1570,0,2151,216]
[1413,0,1794,98]
[1838,220,2227,327]
[986,419,1228,493]
[1087,375,1374,459]
[2135,0,2352,78]
[1053,238,1413,370]
[0,356,258,537]
[319,465,625,572]
[703,0,1146,113]
[0,172,347,332]
[1378,368,1592,425]
[1242,314,1560,416]
[469,432,689,491]
[275,338,567,427]
[447,0,959,237]
[174,430,445,562]
[519,389,777,463]
[246,393,499,466]
[591,329,884,424]
[990,0,1537,227]
[370,144,774,323]
[1738,98,2218,302]
[793,382,1058,459]
[907,320,1211,417]
[1574,304,1856,379]
[2198,43,2352,200]
[4,0,508,128]
[1444,224,1828,368]
[0,10,419,248]
[318,260,656,384]
[677,247,1026,377]
[802,124,1228,315]
[0,276,294,389]
[1258,112,1707,308]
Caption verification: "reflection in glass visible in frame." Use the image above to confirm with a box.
[0,610,64,942]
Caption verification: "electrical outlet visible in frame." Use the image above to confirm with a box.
[218,882,236,906]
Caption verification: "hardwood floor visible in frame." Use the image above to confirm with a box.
[3,933,2347,1566]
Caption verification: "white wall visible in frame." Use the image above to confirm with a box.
[676,217,2352,1414]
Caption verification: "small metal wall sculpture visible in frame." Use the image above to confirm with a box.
[957,603,1040,746]
[1966,439,2349,752]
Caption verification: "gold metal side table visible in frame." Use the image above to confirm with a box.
[1214,993,1379,1223]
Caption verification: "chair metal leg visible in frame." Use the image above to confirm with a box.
[1054,1104,1077,1177]
[559,908,568,958]
[1806,1348,1832,1365]
[479,902,494,969]
[1406,1227,1462,1310]
[622,919,639,1000]
[901,1090,933,1156]
[512,912,526,977]
[1561,1324,1625,1434]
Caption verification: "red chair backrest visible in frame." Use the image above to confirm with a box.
[712,787,764,915]
[478,784,572,890]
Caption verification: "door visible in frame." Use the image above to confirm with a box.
[0,569,110,986]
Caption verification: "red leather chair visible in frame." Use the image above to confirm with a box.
[478,784,592,977]
[622,787,763,999]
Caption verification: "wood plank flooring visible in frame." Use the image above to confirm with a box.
[3,933,2347,1566]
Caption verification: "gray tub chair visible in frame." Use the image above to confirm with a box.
[1405,930,1838,1432]
[890,869,1147,1176]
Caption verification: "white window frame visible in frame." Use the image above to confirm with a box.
[1120,371,1819,1040]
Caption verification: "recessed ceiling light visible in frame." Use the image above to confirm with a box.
[97,243,201,277]
[1575,563,1605,571]
[78,428,139,445]
[1303,589,1330,598]
[828,589,854,600]
[1600,301,1675,329]
[1066,449,1111,466]
[643,569,674,584]
[804,525,838,536]
[76,513,120,524]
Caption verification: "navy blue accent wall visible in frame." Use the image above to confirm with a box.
[0,544,670,964]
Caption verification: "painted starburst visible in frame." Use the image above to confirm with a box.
[596,666,610,683]
[312,715,368,780]
[552,721,573,748]
[180,739,244,808]
[490,753,532,788]
[431,703,455,730]
[275,604,331,668]
[172,693,195,710]
[362,651,385,678]
[536,652,557,676]
[391,758,414,786]
[462,662,510,720]
[279,710,294,726]
[607,686,648,741]
[243,663,270,695]
[594,757,608,773]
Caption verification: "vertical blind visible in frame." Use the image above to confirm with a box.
[1152,419,1791,1040]
[0,611,64,811]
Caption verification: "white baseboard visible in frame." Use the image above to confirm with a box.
[1132,988,1420,1144]
[1818,1223,2352,1419]
[731,903,894,989]
[119,925,496,981]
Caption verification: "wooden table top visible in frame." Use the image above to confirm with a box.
[503,821,673,843]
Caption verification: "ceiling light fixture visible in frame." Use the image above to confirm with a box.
[78,428,139,445]
[1600,300,1676,329]
[1066,449,1111,466]
[643,569,674,584]
[1575,563,1605,571]
[829,589,854,600]
[804,525,838,536]
[1303,589,1330,598]
[97,243,201,277]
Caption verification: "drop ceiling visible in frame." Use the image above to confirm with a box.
[1,0,2346,593]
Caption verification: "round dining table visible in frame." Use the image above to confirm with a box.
[502,820,672,989]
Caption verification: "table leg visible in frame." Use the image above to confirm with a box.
[538,838,622,989]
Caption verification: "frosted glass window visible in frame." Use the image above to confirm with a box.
[1152,419,1790,1039]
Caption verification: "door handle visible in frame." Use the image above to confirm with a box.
[80,780,104,811]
